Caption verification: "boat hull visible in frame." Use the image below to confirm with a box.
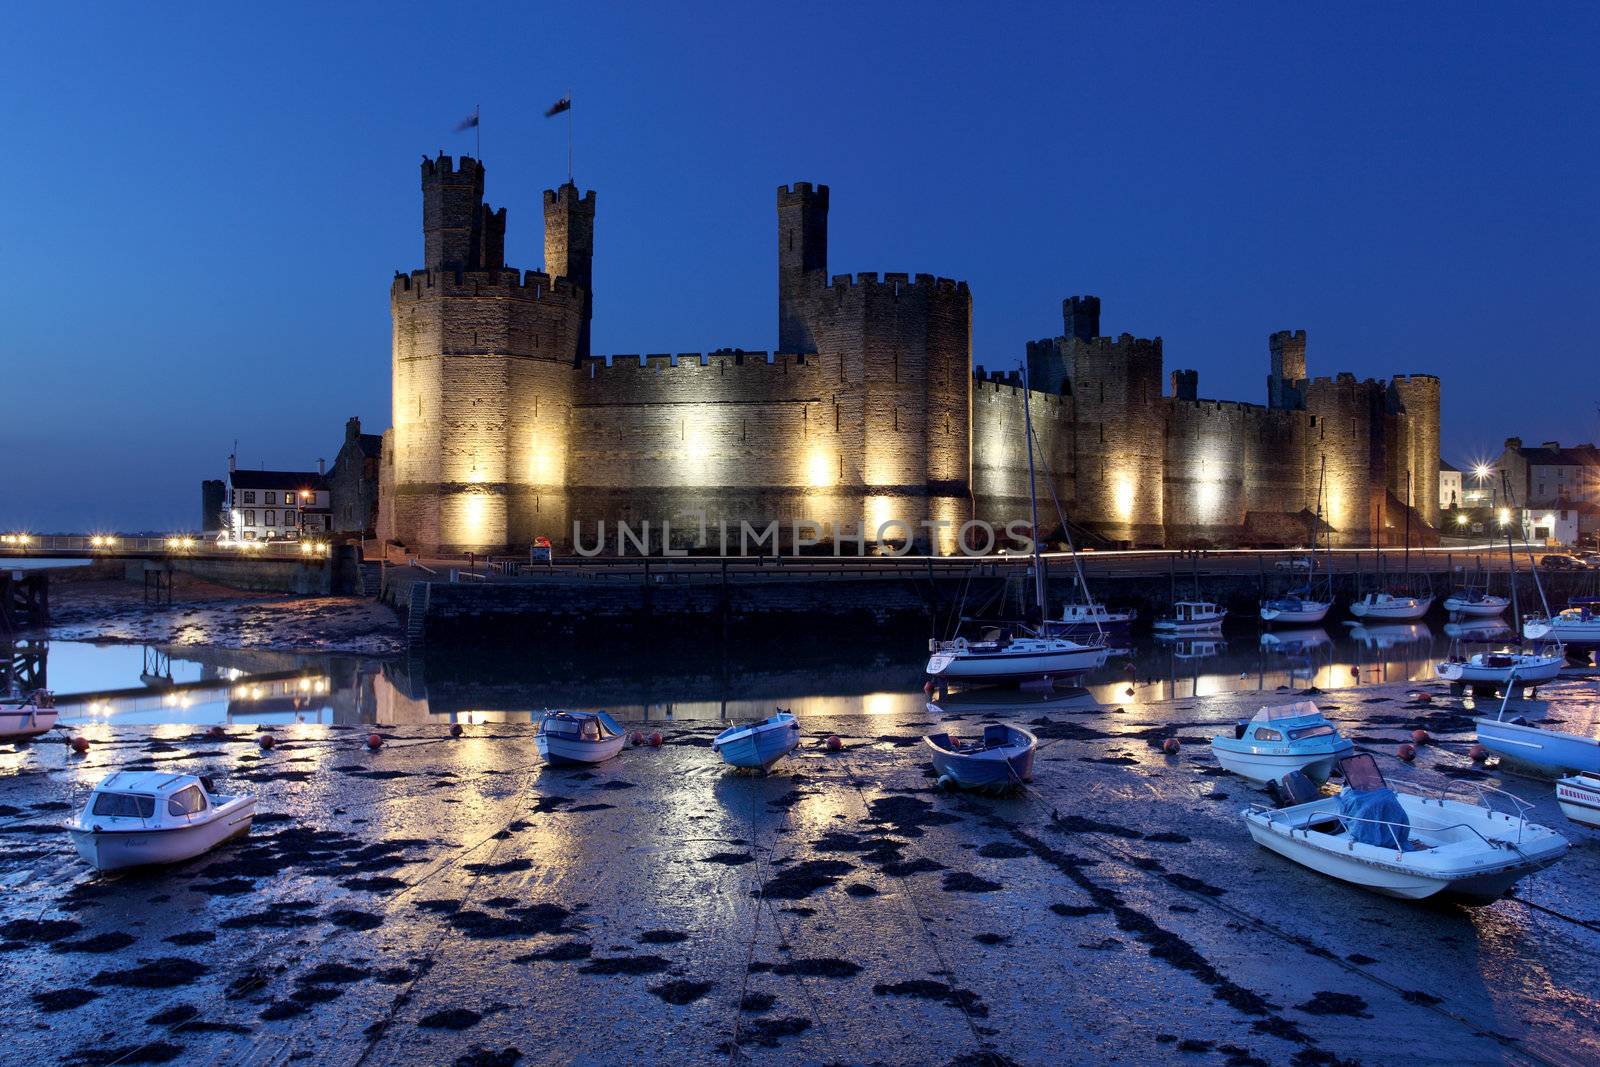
[1209,739,1353,786]
[924,725,1037,791]
[1350,596,1434,620]
[926,644,1108,682]
[69,798,256,871]
[714,718,800,771]
[0,706,57,741]
[1436,656,1564,686]
[1475,717,1600,776]
[1443,597,1507,618]
[1524,619,1600,647]
[1259,602,1331,624]
[1244,795,1567,904]
[1556,776,1600,829]
[536,733,627,765]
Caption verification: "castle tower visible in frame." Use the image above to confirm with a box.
[422,154,486,270]
[391,155,586,554]
[1390,374,1442,530]
[777,182,829,353]
[544,183,596,360]
[1062,295,1101,342]
[1268,329,1307,410]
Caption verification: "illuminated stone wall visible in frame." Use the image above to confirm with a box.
[386,158,1439,555]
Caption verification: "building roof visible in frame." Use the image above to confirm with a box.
[1509,442,1600,468]
[230,469,328,491]
[355,433,383,458]
[1439,458,1461,473]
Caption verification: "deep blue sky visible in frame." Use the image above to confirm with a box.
[4,3,1596,531]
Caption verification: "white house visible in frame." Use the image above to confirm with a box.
[1439,459,1463,511]
[226,463,331,542]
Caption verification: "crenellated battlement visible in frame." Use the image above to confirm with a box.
[390,268,583,303]
[543,184,596,210]
[421,153,483,179]
[818,271,968,298]
[579,350,825,375]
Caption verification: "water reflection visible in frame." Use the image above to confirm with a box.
[4,621,1538,727]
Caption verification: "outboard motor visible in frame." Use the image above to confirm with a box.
[1269,769,1320,808]
[198,775,216,795]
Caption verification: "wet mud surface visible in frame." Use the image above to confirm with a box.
[2,677,1599,1064]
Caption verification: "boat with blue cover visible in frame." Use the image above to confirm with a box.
[712,710,800,771]
[1210,700,1353,785]
[924,720,1036,792]
[1244,753,1568,904]
[536,710,627,765]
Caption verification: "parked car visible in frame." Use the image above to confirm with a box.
[1540,554,1581,570]
[1275,557,1313,572]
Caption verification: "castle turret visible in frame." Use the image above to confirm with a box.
[422,154,487,271]
[777,182,829,353]
[544,183,596,360]
[1268,329,1307,410]
[1062,295,1101,343]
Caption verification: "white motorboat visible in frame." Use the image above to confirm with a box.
[1210,700,1353,785]
[0,689,58,741]
[1475,714,1600,777]
[1042,600,1134,638]
[712,710,801,771]
[1244,753,1568,904]
[1436,647,1565,687]
[1153,600,1227,632]
[1556,773,1600,830]
[67,772,256,871]
[1209,700,1350,783]
[1259,592,1331,625]
[927,630,1109,684]
[1349,592,1434,620]
[1442,590,1509,618]
[535,710,627,765]
[1524,600,1600,647]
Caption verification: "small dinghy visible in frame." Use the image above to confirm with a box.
[1210,700,1353,786]
[0,688,58,741]
[535,710,627,765]
[924,720,1036,792]
[713,710,800,771]
[67,772,256,872]
[1244,753,1568,904]
[1556,773,1600,830]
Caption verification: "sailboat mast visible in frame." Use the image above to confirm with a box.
[1021,362,1047,622]
[1403,468,1412,592]
[1504,480,1522,648]
[1316,456,1330,598]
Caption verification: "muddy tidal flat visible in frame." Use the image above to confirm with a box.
[4,680,1599,1066]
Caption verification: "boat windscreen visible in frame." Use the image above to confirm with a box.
[1338,753,1387,792]
[597,711,623,737]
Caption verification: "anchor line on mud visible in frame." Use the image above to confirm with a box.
[723,780,769,1064]
[829,752,1004,1066]
[993,777,1559,1067]
[96,767,557,1067]
[1507,893,1600,935]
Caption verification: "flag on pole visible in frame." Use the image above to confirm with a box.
[544,96,571,118]
[454,107,480,132]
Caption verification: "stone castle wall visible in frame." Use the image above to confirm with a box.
[385,156,1441,554]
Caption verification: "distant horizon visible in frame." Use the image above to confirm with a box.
[5,3,1597,531]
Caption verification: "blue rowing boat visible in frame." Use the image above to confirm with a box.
[924,722,1036,792]
[712,710,801,771]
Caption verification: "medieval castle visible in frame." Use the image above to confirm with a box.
[378,154,1440,554]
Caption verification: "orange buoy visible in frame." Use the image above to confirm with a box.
[258,733,276,750]
[366,733,383,750]
[1411,729,1429,745]
[825,734,843,752]
[648,731,663,748]
[1414,692,1433,704]
[630,730,645,746]
[1396,742,1416,762]
[69,736,90,755]
[1351,667,1360,678]
[922,680,935,695]
[1469,743,1488,762]
[1162,737,1181,755]
[449,724,463,738]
